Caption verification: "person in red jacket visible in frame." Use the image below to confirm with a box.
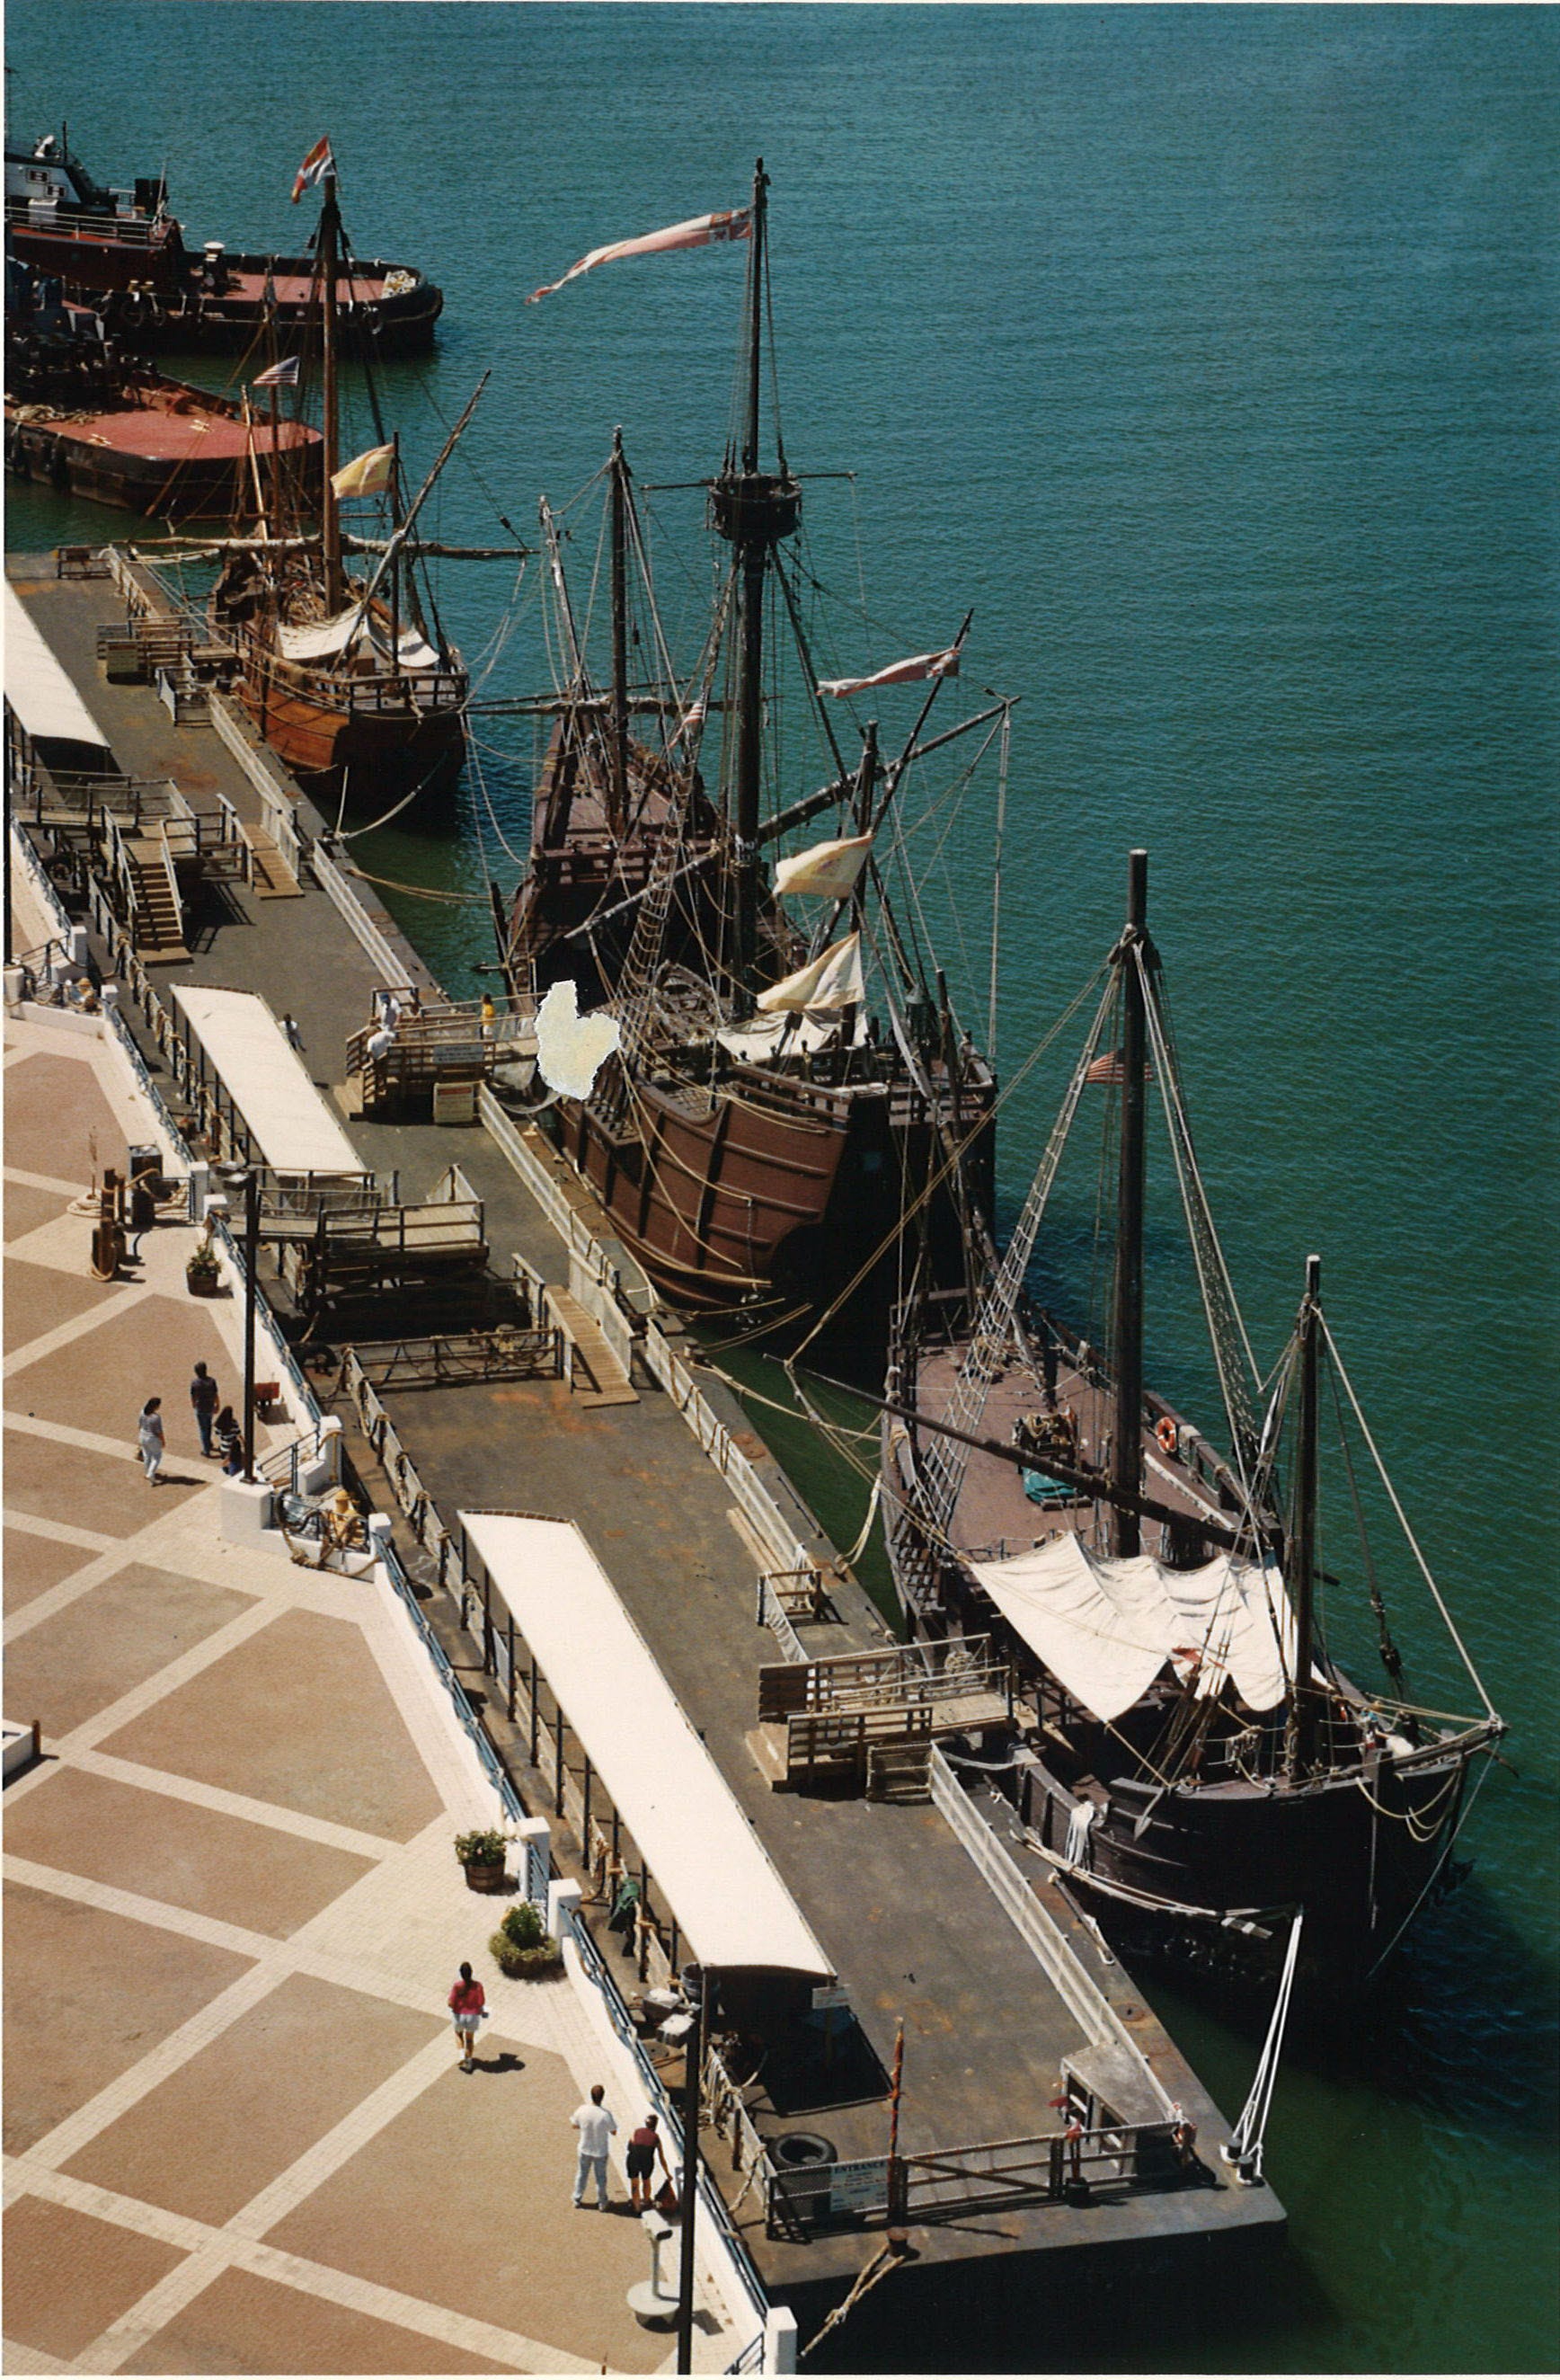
[448,1961,486,2071]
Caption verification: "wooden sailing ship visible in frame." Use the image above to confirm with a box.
[501,165,1000,1344]
[207,163,468,817]
[882,850,1506,2003]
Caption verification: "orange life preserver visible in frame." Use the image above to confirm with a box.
[1156,1416,1178,1458]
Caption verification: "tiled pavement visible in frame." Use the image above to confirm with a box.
[4,1015,737,2373]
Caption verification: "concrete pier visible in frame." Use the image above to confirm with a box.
[5,552,1286,2366]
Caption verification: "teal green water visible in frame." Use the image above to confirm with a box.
[8,8,1557,2367]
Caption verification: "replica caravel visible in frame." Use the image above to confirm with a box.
[208,146,472,818]
[882,850,1507,2005]
[501,164,1002,1348]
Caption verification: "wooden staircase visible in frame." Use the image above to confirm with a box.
[123,839,189,964]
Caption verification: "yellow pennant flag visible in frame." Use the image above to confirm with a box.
[331,442,394,500]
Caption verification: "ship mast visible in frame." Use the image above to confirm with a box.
[1112,848,1153,1558]
[608,428,630,837]
[319,171,344,611]
[1286,1254,1323,1771]
[710,159,800,1008]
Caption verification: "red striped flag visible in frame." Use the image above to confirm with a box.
[291,137,333,203]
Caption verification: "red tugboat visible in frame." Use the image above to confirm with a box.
[4,131,441,355]
[500,166,1002,1349]
[4,269,321,520]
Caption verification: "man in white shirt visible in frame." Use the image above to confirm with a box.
[571,2082,616,2208]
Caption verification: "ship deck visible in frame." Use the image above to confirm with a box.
[917,1339,1238,1564]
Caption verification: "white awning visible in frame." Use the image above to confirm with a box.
[460,1513,835,1979]
[4,583,115,759]
[173,984,368,1178]
[970,1532,1300,1724]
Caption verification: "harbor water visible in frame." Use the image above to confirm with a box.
[6,6,1556,2369]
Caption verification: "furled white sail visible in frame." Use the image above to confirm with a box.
[969,1532,1301,1723]
[276,609,441,670]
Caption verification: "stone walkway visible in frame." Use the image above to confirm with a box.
[3,1012,736,2373]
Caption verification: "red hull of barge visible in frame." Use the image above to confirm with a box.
[5,402,320,520]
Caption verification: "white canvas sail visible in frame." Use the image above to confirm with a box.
[755,931,865,1015]
[969,1532,1303,1723]
[773,832,873,900]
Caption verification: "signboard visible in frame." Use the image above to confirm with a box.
[811,1984,850,2011]
[823,2158,887,2213]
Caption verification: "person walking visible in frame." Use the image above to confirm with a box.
[626,2109,670,2213]
[214,1404,244,1476]
[190,1362,220,1457]
[137,1397,165,1485]
[571,2082,616,2209]
[448,1961,486,2072]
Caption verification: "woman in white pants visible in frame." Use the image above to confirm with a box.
[138,1397,165,1484]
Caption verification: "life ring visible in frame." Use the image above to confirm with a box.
[117,293,147,332]
[1156,1416,1178,1458]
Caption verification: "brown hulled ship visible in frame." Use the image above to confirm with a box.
[5,132,440,354]
[5,271,321,520]
[501,165,1002,1345]
[208,164,469,818]
[882,850,1506,2004]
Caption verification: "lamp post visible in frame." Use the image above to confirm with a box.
[222,1165,261,1480]
[675,1969,704,2377]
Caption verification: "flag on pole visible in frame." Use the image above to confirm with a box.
[756,932,866,1016]
[773,833,873,901]
[291,137,333,203]
[331,441,394,499]
[816,644,963,700]
[1084,1049,1153,1086]
[527,208,750,305]
[253,356,301,388]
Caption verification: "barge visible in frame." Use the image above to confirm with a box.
[5,130,442,355]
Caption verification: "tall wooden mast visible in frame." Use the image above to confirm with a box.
[1287,1254,1323,1772]
[319,172,343,612]
[710,159,800,1007]
[608,428,630,838]
[1112,848,1151,1558]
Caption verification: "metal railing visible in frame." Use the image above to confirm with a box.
[204,1209,322,1432]
[765,2118,1188,2239]
[567,1910,771,2336]
[375,1529,527,1826]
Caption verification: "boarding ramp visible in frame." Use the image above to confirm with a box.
[758,1636,1012,1794]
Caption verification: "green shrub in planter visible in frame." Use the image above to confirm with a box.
[490,1898,561,1977]
[454,1828,508,1868]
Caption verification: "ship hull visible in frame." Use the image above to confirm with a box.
[8,228,441,355]
[229,661,465,817]
[1025,1741,1472,2006]
[4,403,320,521]
[558,1061,993,1342]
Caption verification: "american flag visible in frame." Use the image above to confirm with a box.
[1084,1050,1153,1086]
[252,356,301,388]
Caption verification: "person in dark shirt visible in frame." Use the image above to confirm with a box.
[190,1362,220,1457]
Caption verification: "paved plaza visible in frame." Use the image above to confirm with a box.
[3,1012,738,2373]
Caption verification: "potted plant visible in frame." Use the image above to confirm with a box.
[490,1897,561,1977]
[185,1231,221,1297]
[455,1827,509,1893]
